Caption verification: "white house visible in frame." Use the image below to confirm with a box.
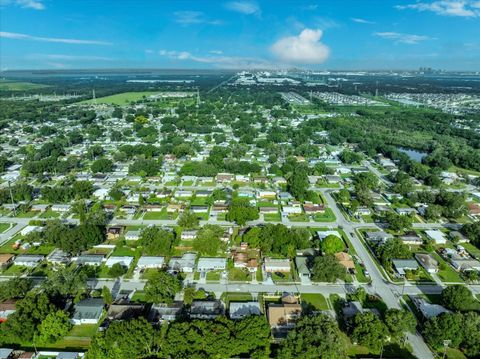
[137,256,165,269]
[425,230,447,245]
[264,258,291,273]
[197,257,227,272]
[105,256,134,268]
[168,253,196,273]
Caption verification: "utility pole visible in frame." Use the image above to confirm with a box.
[7,180,16,216]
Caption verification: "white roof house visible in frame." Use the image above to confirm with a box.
[137,256,165,269]
[20,225,43,237]
[425,230,447,244]
[105,256,134,268]
[168,253,196,273]
[125,230,141,241]
[197,257,227,272]
[229,302,262,320]
[264,258,291,272]
[14,254,44,267]
[316,230,342,241]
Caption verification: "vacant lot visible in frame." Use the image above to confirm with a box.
[81,91,161,105]
[0,80,49,91]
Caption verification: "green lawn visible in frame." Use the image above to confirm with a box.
[1,265,28,276]
[131,291,146,303]
[40,210,60,219]
[143,209,177,220]
[221,292,253,306]
[264,212,281,222]
[463,243,480,259]
[206,271,222,281]
[68,324,99,338]
[81,91,164,105]
[431,252,463,283]
[301,293,329,310]
[313,208,336,222]
[0,79,49,91]
[228,267,252,281]
[288,213,309,222]
[0,223,11,233]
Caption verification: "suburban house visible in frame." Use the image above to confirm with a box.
[181,230,197,240]
[267,295,302,329]
[197,257,227,272]
[71,298,104,325]
[392,259,419,277]
[13,255,44,267]
[105,256,134,268]
[415,253,439,273]
[168,253,196,273]
[365,231,393,244]
[136,256,165,269]
[229,302,262,320]
[335,252,355,273]
[295,256,311,283]
[190,300,225,319]
[264,258,291,273]
[0,254,14,269]
[409,296,450,319]
[76,254,104,266]
[425,230,447,245]
[148,302,183,323]
[125,230,141,241]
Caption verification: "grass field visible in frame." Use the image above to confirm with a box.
[81,91,161,105]
[0,80,49,91]
[0,223,11,233]
[301,293,329,310]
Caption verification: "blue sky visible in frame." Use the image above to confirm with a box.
[0,0,479,70]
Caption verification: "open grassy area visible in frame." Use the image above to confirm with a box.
[221,292,253,306]
[0,79,49,91]
[0,223,12,233]
[314,208,336,222]
[81,91,163,105]
[301,293,329,310]
[264,212,281,222]
[228,267,252,281]
[431,252,464,283]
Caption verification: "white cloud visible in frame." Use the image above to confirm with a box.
[374,32,431,44]
[396,1,480,17]
[0,0,45,10]
[158,50,272,69]
[351,17,376,24]
[270,28,330,64]
[225,1,261,16]
[0,31,112,45]
[30,54,114,61]
[173,11,222,25]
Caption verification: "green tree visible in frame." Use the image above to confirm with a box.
[108,263,127,277]
[140,227,176,256]
[87,318,158,359]
[37,310,72,344]
[310,255,346,282]
[144,271,181,304]
[384,309,416,339]
[441,285,477,311]
[0,292,55,342]
[102,286,113,305]
[278,314,347,359]
[385,212,413,232]
[226,198,259,225]
[178,211,199,229]
[320,235,345,254]
[423,312,464,349]
[0,278,33,301]
[42,265,87,297]
[351,312,388,352]
[91,158,113,173]
[193,224,224,256]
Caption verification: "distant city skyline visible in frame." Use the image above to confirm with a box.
[1,0,479,71]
